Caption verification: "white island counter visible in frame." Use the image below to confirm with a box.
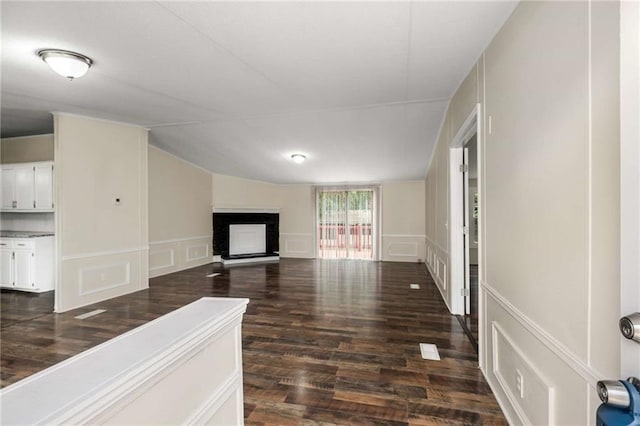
[0,297,249,425]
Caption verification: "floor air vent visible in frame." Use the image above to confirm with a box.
[74,309,106,320]
[419,343,441,360]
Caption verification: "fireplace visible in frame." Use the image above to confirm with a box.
[212,210,279,264]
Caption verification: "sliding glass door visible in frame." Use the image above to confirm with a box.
[316,188,376,260]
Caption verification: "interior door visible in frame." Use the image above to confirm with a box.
[620,0,640,378]
[463,148,471,315]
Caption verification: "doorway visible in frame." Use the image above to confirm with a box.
[462,134,479,347]
[620,1,640,377]
[448,104,482,357]
[316,188,377,260]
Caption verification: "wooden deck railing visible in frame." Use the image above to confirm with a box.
[318,224,372,258]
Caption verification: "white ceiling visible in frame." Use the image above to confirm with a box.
[1,1,516,184]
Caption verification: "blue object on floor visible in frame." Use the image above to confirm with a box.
[597,378,640,426]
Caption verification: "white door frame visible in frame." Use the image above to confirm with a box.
[620,1,640,377]
[449,104,481,318]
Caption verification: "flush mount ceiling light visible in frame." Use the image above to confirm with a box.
[38,49,93,80]
[291,154,307,164]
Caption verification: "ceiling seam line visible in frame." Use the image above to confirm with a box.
[3,89,227,129]
[403,0,414,158]
[143,97,451,128]
[404,0,413,102]
[154,0,304,104]
[92,72,228,117]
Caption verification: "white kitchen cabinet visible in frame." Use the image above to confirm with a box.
[34,163,54,210]
[0,237,54,292]
[1,167,17,209]
[13,243,34,288]
[0,162,54,212]
[15,166,35,209]
[0,245,13,287]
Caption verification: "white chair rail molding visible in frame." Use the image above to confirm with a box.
[0,297,249,426]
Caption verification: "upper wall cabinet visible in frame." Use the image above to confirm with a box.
[1,162,54,212]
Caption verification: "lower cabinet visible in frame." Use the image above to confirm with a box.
[0,247,13,287]
[0,237,54,292]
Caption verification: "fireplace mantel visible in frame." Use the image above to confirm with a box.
[213,208,279,214]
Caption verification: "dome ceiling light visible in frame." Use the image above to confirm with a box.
[38,49,93,80]
[291,154,307,164]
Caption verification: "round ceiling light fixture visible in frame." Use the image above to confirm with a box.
[291,154,307,164]
[38,49,93,80]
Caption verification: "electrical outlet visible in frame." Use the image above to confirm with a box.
[515,369,524,398]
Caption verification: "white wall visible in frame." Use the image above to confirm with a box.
[212,173,283,210]
[424,2,621,424]
[382,180,425,262]
[148,146,213,278]
[211,174,317,259]
[1,134,54,164]
[211,174,424,261]
[55,114,148,312]
[278,184,315,259]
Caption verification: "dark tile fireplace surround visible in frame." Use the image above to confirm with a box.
[212,212,279,260]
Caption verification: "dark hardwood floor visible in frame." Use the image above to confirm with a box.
[0,259,506,425]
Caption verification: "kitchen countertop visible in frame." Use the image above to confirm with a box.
[0,231,55,238]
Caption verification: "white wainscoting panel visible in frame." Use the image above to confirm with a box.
[149,248,176,272]
[279,233,314,259]
[79,262,131,296]
[59,248,148,313]
[149,236,212,278]
[436,258,447,289]
[492,322,555,425]
[425,238,450,311]
[382,235,426,262]
[483,285,594,425]
[0,298,249,426]
[185,242,209,263]
[389,242,418,257]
